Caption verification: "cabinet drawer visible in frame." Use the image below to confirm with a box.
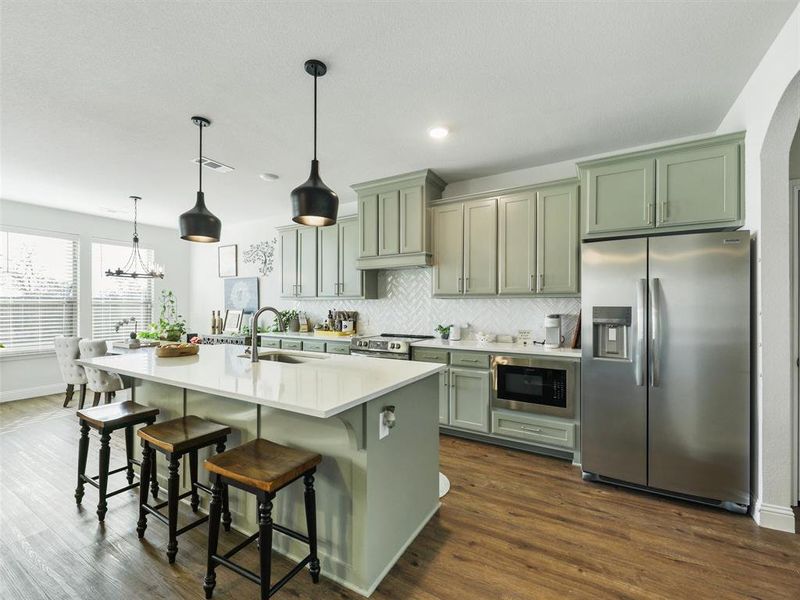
[450,352,490,368]
[281,339,302,351]
[326,342,351,355]
[492,411,575,449]
[412,348,449,364]
[259,338,281,349]
[301,340,326,353]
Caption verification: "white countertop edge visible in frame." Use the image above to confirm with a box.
[410,339,581,359]
[76,355,445,419]
[257,331,354,342]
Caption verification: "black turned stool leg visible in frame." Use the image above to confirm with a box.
[304,472,320,584]
[124,426,135,484]
[96,430,112,521]
[63,384,74,408]
[215,441,232,531]
[150,452,159,499]
[103,392,113,405]
[258,494,274,600]
[203,475,223,599]
[92,392,101,407]
[189,450,200,513]
[137,442,152,538]
[75,422,90,504]
[166,453,180,563]
[78,384,87,410]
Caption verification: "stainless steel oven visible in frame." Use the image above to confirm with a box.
[491,356,577,418]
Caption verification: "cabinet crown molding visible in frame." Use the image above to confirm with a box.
[351,168,446,194]
[430,177,579,206]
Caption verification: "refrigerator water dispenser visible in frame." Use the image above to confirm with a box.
[592,307,631,360]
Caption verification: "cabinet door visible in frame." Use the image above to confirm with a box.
[655,143,740,227]
[448,368,490,432]
[498,193,535,295]
[296,227,317,298]
[378,190,400,255]
[399,184,424,254]
[279,229,298,297]
[338,218,363,298]
[431,204,464,295]
[585,159,655,234]
[536,184,579,294]
[317,224,339,297]
[463,198,497,295]
[359,194,379,258]
[439,368,450,425]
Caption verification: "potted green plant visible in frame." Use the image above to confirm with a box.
[139,290,186,342]
[435,324,452,340]
[279,309,300,332]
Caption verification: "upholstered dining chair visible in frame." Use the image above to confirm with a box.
[78,339,132,406]
[54,336,88,408]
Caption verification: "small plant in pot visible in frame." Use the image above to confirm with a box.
[139,290,186,343]
[277,309,300,332]
[435,324,453,341]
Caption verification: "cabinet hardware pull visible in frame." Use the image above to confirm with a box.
[465,276,470,292]
[537,273,544,292]
[457,277,462,293]
[529,273,534,292]
[520,426,543,433]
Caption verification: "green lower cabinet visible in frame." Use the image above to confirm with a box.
[325,342,350,355]
[281,339,302,351]
[448,367,491,433]
[655,142,740,227]
[259,338,281,349]
[301,340,326,353]
[439,368,450,424]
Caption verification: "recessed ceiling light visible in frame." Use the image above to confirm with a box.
[259,173,279,182]
[428,126,449,139]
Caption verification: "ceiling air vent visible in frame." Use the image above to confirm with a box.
[191,157,234,173]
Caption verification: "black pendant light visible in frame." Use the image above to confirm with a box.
[179,116,222,242]
[291,59,338,226]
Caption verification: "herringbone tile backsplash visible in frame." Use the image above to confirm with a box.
[276,269,580,341]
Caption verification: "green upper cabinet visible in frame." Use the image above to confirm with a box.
[583,158,655,235]
[378,190,400,255]
[578,132,744,240]
[536,183,579,294]
[431,203,464,296]
[317,223,339,298]
[279,228,298,297]
[352,169,446,269]
[281,216,376,300]
[463,198,497,295]
[655,142,740,227]
[498,191,536,295]
[296,227,317,298]
[358,193,378,258]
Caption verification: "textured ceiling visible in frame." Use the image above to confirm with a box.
[1,1,796,230]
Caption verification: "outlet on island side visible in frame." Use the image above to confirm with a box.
[379,406,396,440]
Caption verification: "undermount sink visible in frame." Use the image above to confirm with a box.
[239,350,328,364]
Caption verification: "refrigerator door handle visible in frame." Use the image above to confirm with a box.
[635,278,647,386]
[650,277,661,387]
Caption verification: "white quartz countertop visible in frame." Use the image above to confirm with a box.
[257,331,354,342]
[411,338,581,359]
[77,344,443,418]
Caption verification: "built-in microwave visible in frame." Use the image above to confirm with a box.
[491,356,576,418]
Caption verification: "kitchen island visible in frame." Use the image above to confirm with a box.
[78,344,445,596]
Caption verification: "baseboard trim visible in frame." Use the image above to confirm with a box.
[0,383,64,403]
[753,497,796,533]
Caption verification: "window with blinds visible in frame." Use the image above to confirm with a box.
[92,242,155,341]
[0,229,79,353]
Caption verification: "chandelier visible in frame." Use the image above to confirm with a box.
[105,196,164,279]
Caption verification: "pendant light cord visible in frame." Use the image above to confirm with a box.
[198,121,203,192]
[313,72,318,161]
[133,197,138,238]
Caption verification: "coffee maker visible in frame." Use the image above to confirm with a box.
[544,314,562,349]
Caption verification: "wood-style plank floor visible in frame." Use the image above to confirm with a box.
[1,394,798,599]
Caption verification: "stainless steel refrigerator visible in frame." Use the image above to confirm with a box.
[581,231,750,511]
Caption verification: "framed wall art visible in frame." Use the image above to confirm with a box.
[218,244,238,277]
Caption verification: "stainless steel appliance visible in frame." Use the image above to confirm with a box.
[491,356,577,418]
[350,333,434,360]
[581,231,750,512]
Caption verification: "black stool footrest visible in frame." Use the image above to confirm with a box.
[223,532,259,560]
[211,553,312,597]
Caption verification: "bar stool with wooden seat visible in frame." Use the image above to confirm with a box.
[136,415,232,564]
[203,439,322,600]
[75,401,160,522]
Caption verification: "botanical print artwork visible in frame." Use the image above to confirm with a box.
[243,239,277,276]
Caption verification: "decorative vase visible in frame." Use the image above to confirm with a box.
[441,330,450,340]
[288,318,300,332]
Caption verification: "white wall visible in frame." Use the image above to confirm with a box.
[791,124,800,179]
[0,199,191,401]
[716,2,800,532]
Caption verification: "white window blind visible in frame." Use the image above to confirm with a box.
[0,229,79,353]
[92,242,155,341]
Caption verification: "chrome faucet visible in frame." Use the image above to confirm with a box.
[250,306,285,363]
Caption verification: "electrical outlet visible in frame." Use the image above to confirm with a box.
[379,411,390,440]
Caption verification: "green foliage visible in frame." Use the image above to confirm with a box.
[273,309,299,332]
[139,290,186,341]
[435,324,452,335]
